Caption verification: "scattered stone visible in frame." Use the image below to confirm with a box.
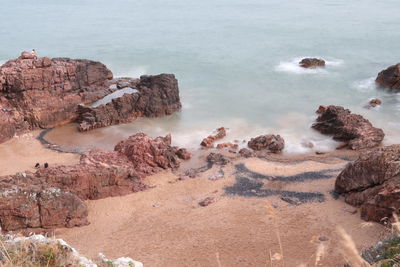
[200,127,226,148]
[343,208,358,215]
[318,236,330,242]
[199,197,218,207]
[312,105,384,150]
[216,142,238,150]
[239,148,255,158]
[299,58,325,68]
[207,153,229,166]
[335,145,400,222]
[376,63,400,90]
[248,134,285,153]
[281,196,302,205]
[367,98,382,108]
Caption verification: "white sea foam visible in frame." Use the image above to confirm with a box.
[118,65,148,78]
[275,57,343,75]
[352,77,376,92]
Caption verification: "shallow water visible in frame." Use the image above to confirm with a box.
[1,0,400,153]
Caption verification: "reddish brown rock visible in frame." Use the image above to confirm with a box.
[312,105,384,150]
[316,105,327,114]
[335,145,400,222]
[0,133,187,231]
[200,127,227,148]
[0,184,89,231]
[376,63,400,90]
[248,134,285,153]
[77,74,182,131]
[0,56,114,143]
[175,148,191,160]
[299,58,325,68]
[366,98,382,109]
[216,142,238,150]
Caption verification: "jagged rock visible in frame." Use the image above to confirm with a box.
[200,127,226,148]
[376,63,400,90]
[248,134,285,153]
[335,145,400,222]
[312,105,384,150]
[0,55,114,143]
[115,133,182,173]
[0,133,187,231]
[77,74,181,131]
[299,58,325,68]
[207,153,229,166]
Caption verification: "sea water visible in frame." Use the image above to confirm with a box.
[1,0,400,153]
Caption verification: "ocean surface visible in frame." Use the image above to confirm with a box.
[1,0,400,153]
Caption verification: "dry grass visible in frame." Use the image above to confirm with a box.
[0,236,79,267]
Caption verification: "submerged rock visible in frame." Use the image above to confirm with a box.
[376,63,400,90]
[299,58,325,68]
[77,74,181,131]
[335,145,400,222]
[200,127,227,148]
[366,98,382,109]
[248,134,285,153]
[312,105,384,150]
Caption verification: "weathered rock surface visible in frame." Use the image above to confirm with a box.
[376,63,400,90]
[77,74,181,131]
[248,134,285,153]
[207,153,229,166]
[335,145,400,222]
[0,56,114,142]
[299,58,325,68]
[0,133,188,231]
[200,127,227,148]
[216,142,238,150]
[312,105,384,150]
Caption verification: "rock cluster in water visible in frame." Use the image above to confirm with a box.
[0,55,181,143]
[0,133,189,231]
[312,105,384,150]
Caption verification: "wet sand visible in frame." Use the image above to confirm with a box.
[53,153,387,266]
[0,131,79,176]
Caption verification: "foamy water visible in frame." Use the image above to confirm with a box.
[2,0,400,153]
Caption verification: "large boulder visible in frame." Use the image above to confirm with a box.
[312,105,384,150]
[0,56,114,142]
[77,74,182,131]
[248,134,285,153]
[0,182,89,231]
[376,63,400,90]
[335,145,400,222]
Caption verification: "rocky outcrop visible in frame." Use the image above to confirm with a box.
[376,63,400,90]
[77,74,182,131]
[248,134,285,153]
[0,56,114,143]
[312,105,384,150]
[335,145,400,222]
[0,133,188,231]
[200,127,227,148]
[299,58,325,68]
